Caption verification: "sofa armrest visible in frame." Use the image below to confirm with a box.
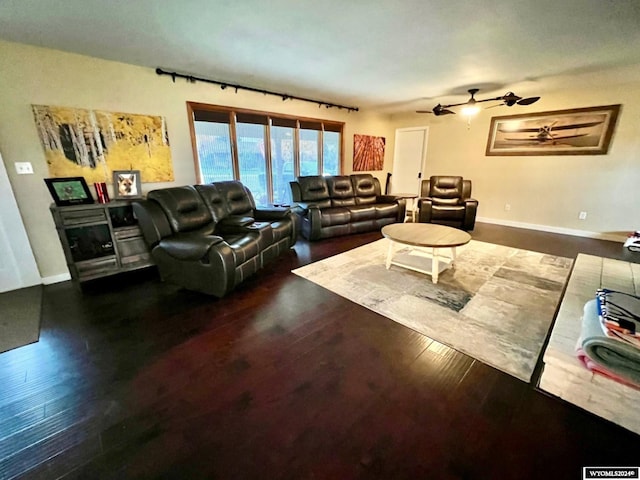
[463,198,479,230]
[375,195,407,222]
[254,206,291,221]
[295,202,321,213]
[157,233,224,261]
[376,195,403,204]
[216,215,256,235]
[289,181,302,202]
[417,197,434,223]
[219,215,255,227]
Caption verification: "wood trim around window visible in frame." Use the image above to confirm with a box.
[186,101,345,185]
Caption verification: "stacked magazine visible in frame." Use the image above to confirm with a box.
[595,289,640,348]
[624,231,640,252]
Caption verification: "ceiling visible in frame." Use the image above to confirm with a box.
[1,0,640,113]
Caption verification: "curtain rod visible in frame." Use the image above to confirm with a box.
[155,68,359,112]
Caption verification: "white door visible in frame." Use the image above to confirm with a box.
[0,152,40,292]
[390,127,429,195]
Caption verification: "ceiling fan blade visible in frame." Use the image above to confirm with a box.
[427,104,456,116]
[517,96,540,105]
[416,110,434,114]
[501,92,522,107]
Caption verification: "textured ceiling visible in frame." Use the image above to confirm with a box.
[1,0,640,113]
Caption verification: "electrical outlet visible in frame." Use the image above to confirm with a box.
[579,211,587,220]
[504,203,511,211]
[15,162,34,175]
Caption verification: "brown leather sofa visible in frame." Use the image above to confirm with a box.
[289,173,406,240]
[417,175,478,231]
[132,181,296,297]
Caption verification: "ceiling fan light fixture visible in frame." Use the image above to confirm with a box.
[418,88,541,117]
[461,104,480,116]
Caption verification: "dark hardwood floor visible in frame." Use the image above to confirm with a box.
[1,223,639,479]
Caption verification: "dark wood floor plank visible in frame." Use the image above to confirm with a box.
[0,415,101,480]
[17,437,102,480]
[0,224,638,479]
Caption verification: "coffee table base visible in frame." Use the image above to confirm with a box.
[385,242,458,284]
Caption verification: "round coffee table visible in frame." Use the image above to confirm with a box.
[381,223,471,283]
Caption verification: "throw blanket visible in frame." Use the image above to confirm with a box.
[577,299,640,389]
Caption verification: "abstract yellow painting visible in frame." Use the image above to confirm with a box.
[32,105,174,183]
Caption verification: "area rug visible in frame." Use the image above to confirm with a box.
[0,285,43,354]
[293,239,572,382]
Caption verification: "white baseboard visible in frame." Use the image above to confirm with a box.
[42,272,71,285]
[476,217,626,243]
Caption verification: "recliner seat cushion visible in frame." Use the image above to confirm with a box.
[432,198,461,206]
[374,203,399,219]
[432,205,465,220]
[347,205,376,222]
[224,233,261,264]
[269,220,292,242]
[320,207,351,227]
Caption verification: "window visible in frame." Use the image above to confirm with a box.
[323,124,341,176]
[270,118,295,205]
[188,103,343,205]
[236,114,268,205]
[192,110,234,183]
[299,121,320,176]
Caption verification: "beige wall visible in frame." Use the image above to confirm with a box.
[2,39,637,282]
[391,82,640,240]
[0,40,394,281]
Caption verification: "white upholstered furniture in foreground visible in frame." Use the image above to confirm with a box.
[539,253,640,435]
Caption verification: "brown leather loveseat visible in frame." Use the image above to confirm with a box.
[133,181,296,296]
[289,173,406,240]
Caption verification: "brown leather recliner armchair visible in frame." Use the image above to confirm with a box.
[417,176,478,231]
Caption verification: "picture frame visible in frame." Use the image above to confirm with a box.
[485,104,621,156]
[112,170,142,199]
[44,177,94,206]
[353,134,386,171]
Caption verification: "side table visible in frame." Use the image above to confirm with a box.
[391,193,419,222]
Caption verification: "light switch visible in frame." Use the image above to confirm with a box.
[15,162,34,174]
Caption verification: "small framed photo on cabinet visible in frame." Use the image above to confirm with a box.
[44,177,94,206]
[113,170,142,199]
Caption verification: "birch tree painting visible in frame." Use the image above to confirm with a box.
[32,105,174,183]
[353,134,385,171]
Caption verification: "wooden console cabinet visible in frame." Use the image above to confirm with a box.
[50,201,154,283]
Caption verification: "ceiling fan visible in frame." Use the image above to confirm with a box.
[417,88,540,116]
